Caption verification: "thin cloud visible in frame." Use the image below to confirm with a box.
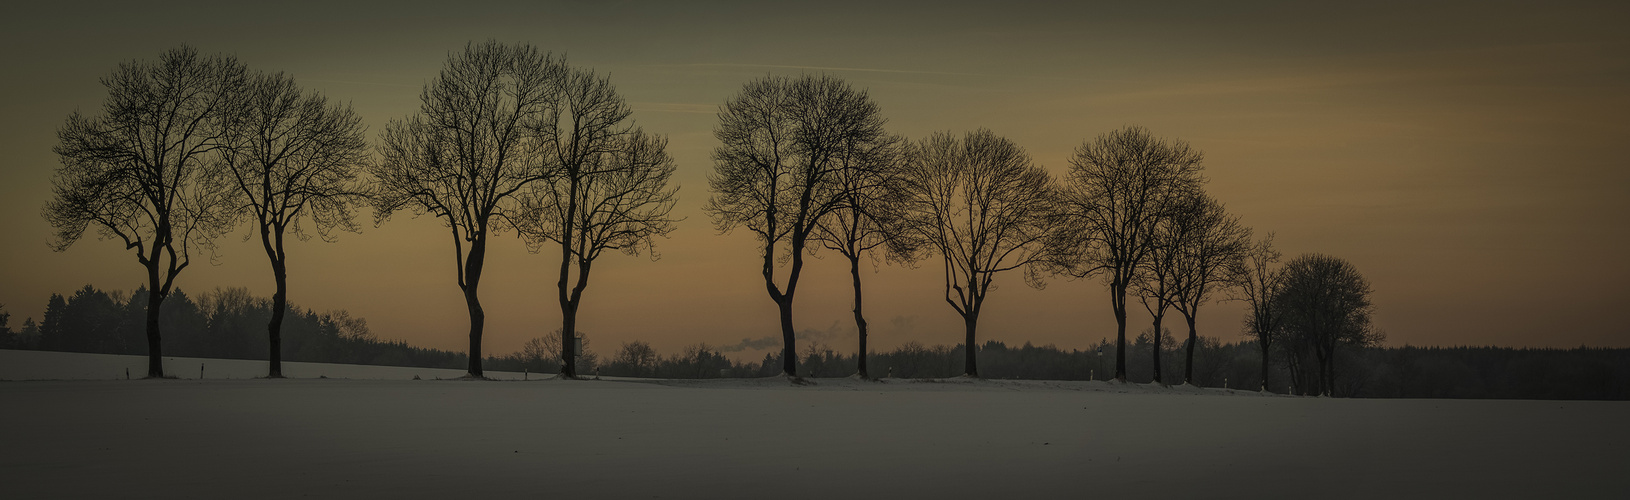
[1095,69,1465,102]
[650,62,995,78]
[1094,40,1625,103]
[301,78,421,88]
[718,321,850,353]
[629,102,716,114]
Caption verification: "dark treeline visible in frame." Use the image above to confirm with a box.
[4,288,1625,399]
[485,340,756,380]
[0,286,464,370]
[758,335,1254,387]
[1344,345,1630,400]
[785,339,1630,401]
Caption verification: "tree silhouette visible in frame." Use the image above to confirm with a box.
[895,129,1055,378]
[1275,253,1381,396]
[44,46,245,378]
[0,304,10,348]
[1053,126,1205,381]
[1166,194,1250,385]
[218,70,369,378]
[612,340,658,377]
[1134,198,1184,384]
[534,328,597,373]
[371,41,563,378]
[810,131,907,379]
[1231,233,1283,391]
[521,65,679,379]
[705,75,889,378]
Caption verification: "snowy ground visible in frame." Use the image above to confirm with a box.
[2,350,1626,499]
[0,349,533,381]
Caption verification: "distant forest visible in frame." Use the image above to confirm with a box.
[2,285,1624,400]
[0,286,462,371]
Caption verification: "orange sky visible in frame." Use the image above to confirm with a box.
[2,1,1627,358]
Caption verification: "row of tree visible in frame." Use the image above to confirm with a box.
[46,42,677,379]
[702,76,1379,394]
[7,291,1622,399]
[45,41,1377,393]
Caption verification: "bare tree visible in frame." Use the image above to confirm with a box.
[322,309,374,342]
[613,340,658,377]
[522,65,679,379]
[1133,199,1185,385]
[537,328,595,370]
[1229,233,1283,391]
[45,46,245,378]
[895,129,1055,378]
[218,71,369,378]
[1168,194,1250,385]
[520,336,552,365]
[371,41,563,378]
[705,75,888,379]
[1053,126,1205,381]
[1275,253,1380,396]
[811,131,907,379]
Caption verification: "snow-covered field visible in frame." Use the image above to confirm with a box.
[1,349,1625,499]
[0,349,534,381]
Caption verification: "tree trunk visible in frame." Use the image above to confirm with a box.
[777,295,796,377]
[1112,282,1128,381]
[558,178,580,379]
[848,254,868,379]
[1151,313,1165,385]
[1259,338,1272,392]
[963,313,979,377]
[1306,354,1316,396]
[1286,352,1302,395]
[144,269,165,378]
[1324,351,1336,397]
[465,287,485,377]
[560,256,595,379]
[263,224,288,379]
[1312,344,1332,397]
[1183,315,1197,385]
[464,237,488,378]
[267,258,287,378]
[560,304,578,379]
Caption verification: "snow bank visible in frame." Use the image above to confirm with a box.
[1,350,1625,498]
